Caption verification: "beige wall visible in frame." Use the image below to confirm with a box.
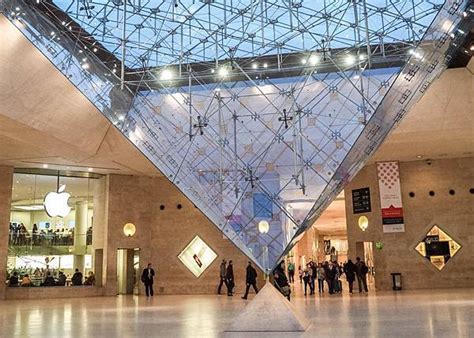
[0,166,13,300]
[344,157,474,291]
[94,174,263,296]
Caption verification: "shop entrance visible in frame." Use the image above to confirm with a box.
[116,248,140,295]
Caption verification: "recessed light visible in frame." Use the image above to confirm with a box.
[416,155,423,158]
[88,168,93,172]
[263,63,268,68]
[42,164,48,168]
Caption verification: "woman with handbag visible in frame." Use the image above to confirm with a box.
[273,261,291,301]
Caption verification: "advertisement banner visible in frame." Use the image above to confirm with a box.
[377,161,405,233]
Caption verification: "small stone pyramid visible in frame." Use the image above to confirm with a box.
[225,283,310,332]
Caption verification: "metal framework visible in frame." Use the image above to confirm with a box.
[2,0,472,273]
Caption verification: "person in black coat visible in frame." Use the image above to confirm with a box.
[141,263,155,297]
[8,272,19,287]
[344,259,357,293]
[226,260,235,296]
[326,262,337,294]
[43,272,56,287]
[71,268,83,286]
[241,261,258,299]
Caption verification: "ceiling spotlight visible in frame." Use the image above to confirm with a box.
[42,164,48,168]
[301,58,307,65]
[359,54,366,61]
[470,45,474,51]
[252,63,258,69]
[160,69,173,80]
[61,21,66,25]
[50,31,55,36]
[211,69,215,73]
[81,63,89,70]
[82,57,87,62]
[93,47,98,52]
[416,155,423,159]
[263,63,268,68]
[88,168,93,172]
[218,67,229,77]
[345,54,356,65]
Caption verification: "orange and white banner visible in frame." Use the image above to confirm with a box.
[377,161,405,233]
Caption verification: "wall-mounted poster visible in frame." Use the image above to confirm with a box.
[352,187,371,214]
[415,225,461,270]
[377,161,405,233]
[178,236,217,278]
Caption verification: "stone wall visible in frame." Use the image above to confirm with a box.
[344,157,474,290]
[0,166,13,300]
[98,174,264,295]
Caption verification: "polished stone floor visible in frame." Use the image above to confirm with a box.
[0,285,472,337]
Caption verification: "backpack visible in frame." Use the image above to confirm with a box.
[361,265,369,275]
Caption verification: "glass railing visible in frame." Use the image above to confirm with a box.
[8,231,92,247]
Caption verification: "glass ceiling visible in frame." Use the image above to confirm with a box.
[53,0,442,68]
[2,0,471,273]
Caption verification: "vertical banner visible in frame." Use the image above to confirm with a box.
[377,161,405,233]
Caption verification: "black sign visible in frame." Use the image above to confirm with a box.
[352,187,371,214]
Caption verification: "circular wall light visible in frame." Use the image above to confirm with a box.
[123,223,136,237]
[258,220,270,234]
[358,216,369,231]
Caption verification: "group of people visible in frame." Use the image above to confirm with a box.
[8,223,93,246]
[7,268,95,287]
[217,259,259,299]
[299,257,369,295]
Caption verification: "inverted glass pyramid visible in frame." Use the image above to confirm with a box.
[3,0,471,273]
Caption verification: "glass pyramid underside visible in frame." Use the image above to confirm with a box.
[3,0,471,273]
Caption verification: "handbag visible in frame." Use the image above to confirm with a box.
[280,285,291,296]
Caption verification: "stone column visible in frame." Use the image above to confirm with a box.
[0,166,13,300]
[73,200,88,273]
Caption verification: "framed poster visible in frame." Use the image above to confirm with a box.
[352,187,371,214]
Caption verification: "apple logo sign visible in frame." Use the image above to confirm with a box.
[44,184,71,218]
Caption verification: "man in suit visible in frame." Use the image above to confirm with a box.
[241,261,258,300]
[141,263,155,297]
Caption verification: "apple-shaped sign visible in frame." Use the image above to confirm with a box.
[44,184,71,218]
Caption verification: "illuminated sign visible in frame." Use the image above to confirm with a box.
[178,236,217,278]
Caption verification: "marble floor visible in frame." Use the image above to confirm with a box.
[0,285,472,338]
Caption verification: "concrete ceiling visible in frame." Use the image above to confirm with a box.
[370,58,474,163]
[0,16,160,177]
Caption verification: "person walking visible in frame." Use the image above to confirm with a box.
[326,262,337,294]
[226,260,235,296]
[355,257,369,293]
[344,259,356,293]
[287,261,295,283]
[298,265,303,283]
[242,261,258,299]
[317,263,325,293]
[217,259,227,295]
[310,261,317,295]
[302,267,310,296]
[141,263,155,297]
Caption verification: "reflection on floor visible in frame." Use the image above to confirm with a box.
[0,285,472,337]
